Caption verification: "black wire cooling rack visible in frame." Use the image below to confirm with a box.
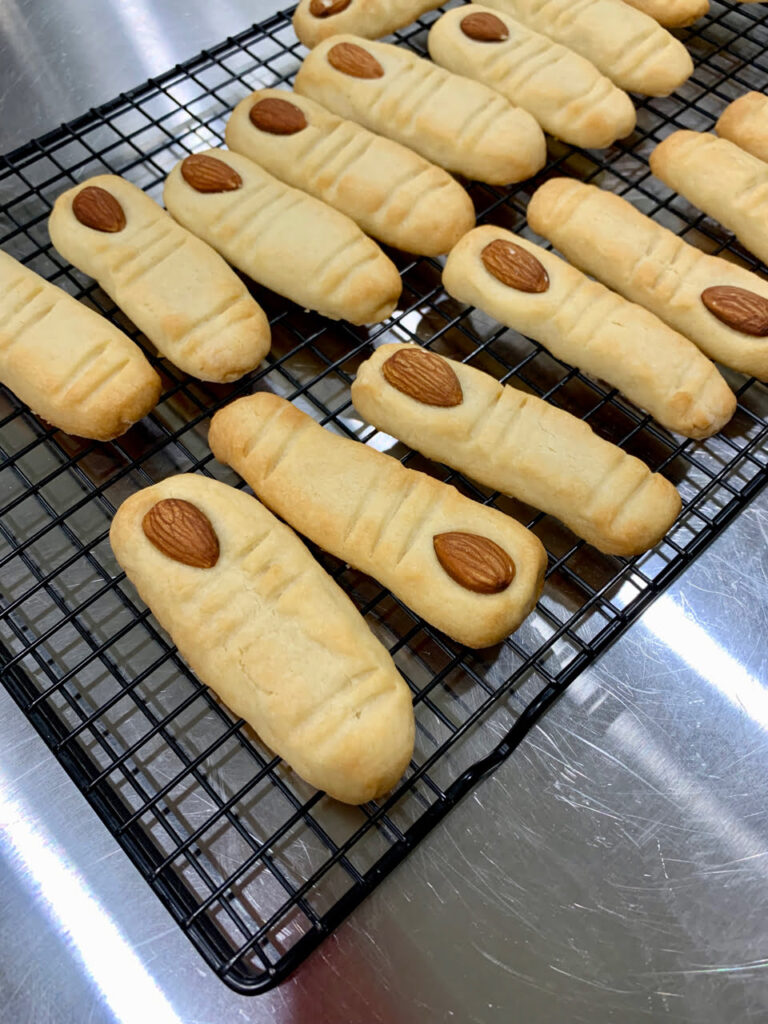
[0,0,767,995]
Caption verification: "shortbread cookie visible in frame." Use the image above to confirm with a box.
[442,226,736,438]
[528,178,768,381]
[619,0,708,26]
[110,473,414,804]
[49,176,270,384]
[716,92,768,164]
[475,0,692,96]
[428,8,635,150]
[164,150,401,325]
[209,394,547,649]
[293,0,443,49]
[225,89,475,255]
[0,250,160,440]
[294,36,546,185]
[651,130,768,271]
[352,343,681,556]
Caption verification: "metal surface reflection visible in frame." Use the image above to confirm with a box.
[0,773,183,1024]
[644,595,768,731]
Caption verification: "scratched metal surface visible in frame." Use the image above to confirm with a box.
[1,1,768,1021]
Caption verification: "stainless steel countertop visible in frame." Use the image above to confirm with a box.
[1,3,768,1022]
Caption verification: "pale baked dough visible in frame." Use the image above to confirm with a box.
[352,343,681,556]
[428,7,635,150]
[619,0,708,26]
[110,473,414,804]
[49,175,270,384]
[294,35,546,185]
[528,178,768,381]
[0,249,160,439]
[163,148,401,325]
[650,130,768,270]
[225,88,475,255]
[716,92,768,164]
[442,225,736,438]
[293,0,442,49]
[474,0,693,96]
[208,393,547,649]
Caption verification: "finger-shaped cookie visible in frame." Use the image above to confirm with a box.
[619,0,708,26]
[163,149,400,325]
[293,0,442,49]
[0,250,160,440]
[351,343,681,556]
[294,35,546,185]
[650,130,768,271]
[110,473,414,805]
[474,0,692,96]
[428,8,635,150]
[442,226,736,439]
[49,176,270,384]
[716,92,768,164]
[225,89,475,255]
[209,394,547,649]
[528,178,768,381]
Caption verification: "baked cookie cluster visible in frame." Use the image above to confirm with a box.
[2,0,762,801]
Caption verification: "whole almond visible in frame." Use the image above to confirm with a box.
[433,532,515,595]
[461,12,509,42]
[72,186,126,233]
[250,97,308,135]
[382,348,463,407]
[181,153,242,193]
[310,0,352,15]
[701,285,768,337]
[328,41,385,79]
[142,499,220,569]
[481,239,549,293]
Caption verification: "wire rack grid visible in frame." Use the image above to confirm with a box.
[0,0,766,994]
